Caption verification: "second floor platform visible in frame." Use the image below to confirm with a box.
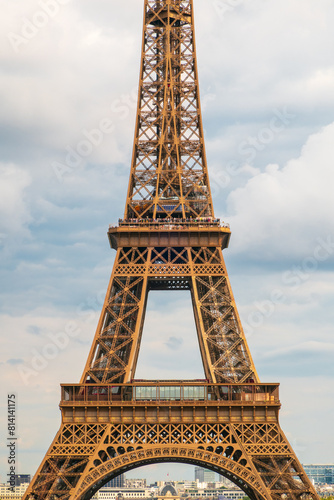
[108,218,231,250]
[61,381,279,406]
[59,382,281,425]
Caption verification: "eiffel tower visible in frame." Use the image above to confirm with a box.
[23,1,319,499]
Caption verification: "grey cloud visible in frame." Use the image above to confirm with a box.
[7,358,24,365]
[165,336,184,351]
[27,325,42,336]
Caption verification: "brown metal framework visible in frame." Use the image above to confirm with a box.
[126,0,213,220]
[23,2,319,500]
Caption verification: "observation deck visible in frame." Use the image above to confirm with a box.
[60,382,280,425]
[108,218,231,250]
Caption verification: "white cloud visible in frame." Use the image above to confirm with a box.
[197,0,334,111]
[264,340,334,359]
[226,122,334,259]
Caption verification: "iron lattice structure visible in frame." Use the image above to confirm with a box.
[23,2,319,500]
[126,0,213,220]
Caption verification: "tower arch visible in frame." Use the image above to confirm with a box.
[75,447,268,500]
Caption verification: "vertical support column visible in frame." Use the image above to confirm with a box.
[80,248,121,384]
[124,249,152,382]
[188,247,259,383]
[189,247,215,382]
[80,247,150,384]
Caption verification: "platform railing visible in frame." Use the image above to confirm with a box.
[109,218,230,230]
[60,383,279,405]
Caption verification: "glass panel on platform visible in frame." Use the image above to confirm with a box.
[135,386,157,400]
[159,386,181,400]
[183,386,205,400]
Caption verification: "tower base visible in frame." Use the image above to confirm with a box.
[23,382,317,500]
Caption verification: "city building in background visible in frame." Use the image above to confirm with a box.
[14,476,31,487]
[217,477,237,489]
[0,482,29,500]
[125,479,147,489]
[157,483,180,500]
[303,465,334,485]
[90,482,245,500]
[194,467,216,484]
[104,474,125,488]
[91,487,149,500]
[177,481,197,489]
[178,486,244,500]
[176,476,244,500]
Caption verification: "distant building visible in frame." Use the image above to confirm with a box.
[104,474,125,488]
[125,479,147,489]
[0,482,29,499]
[91,482,245,500]
[178,478,244,500]
[175,486,244,500]
[195,467,205,482]
[316,485,334,499]
[95,487,150,500]
[178,481,197,489]
[195,467,216,483]
[303,465,334,485]
[216,491,245,500]
[157,482,180,500]
[14,475,31,487]
[218,477,236,488]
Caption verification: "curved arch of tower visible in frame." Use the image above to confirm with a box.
[76,449,269,500]
[23,2,319,500]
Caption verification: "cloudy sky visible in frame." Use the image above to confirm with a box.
[1,0,334,486]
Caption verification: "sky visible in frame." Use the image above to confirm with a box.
[1,0,334,487]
